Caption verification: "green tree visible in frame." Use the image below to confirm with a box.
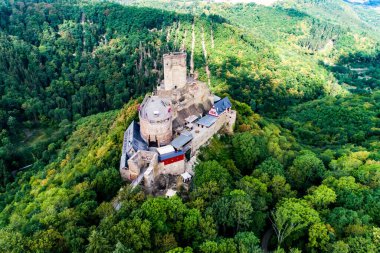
[199,241,219,253]
[234,232,262,253]
[347,236,377,253]
[271,198,320,246]
[331,241,349,253]
[193,161,231,190]
[213,190,253,234]
[305,185,337,209]
[254,157,285,178]
[30,229,67,253]
[269,175,296,203]
[287,152,325,190]
[113,241,134,253]
[93,168,123,201]
[327,207,371,237]
[308,223,330,251]
[86,230,113,253]
[199,239,238,253]
[0,229,25,253]
[232,132,267,173]
[167,247,193,253]
[111,217,151,252]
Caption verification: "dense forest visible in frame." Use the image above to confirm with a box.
[0,0,379,252]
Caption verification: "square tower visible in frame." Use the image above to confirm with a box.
[163,52,187,90]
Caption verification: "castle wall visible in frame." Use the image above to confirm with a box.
[120,166,129,181]
[190,110,236,156]
[123,150,158,181]
[225,110,237,134]
[158,160,185,176]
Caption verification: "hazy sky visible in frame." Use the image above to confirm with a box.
[213,0,278,6]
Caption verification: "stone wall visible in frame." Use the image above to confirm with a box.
[122,150,158,181]
[224,109,237,134]
[158,160,186,176]
[190,110,236,156]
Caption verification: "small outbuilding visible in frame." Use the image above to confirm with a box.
[165,189,177,198]
[180,172,192,183]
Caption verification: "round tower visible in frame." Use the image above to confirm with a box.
[139,95,173,147]
[163,52,187,90]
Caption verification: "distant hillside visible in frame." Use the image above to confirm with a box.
[279,0,380,37]
[124,0,380,92]
[211,0,279,5]
[344,0,380,7]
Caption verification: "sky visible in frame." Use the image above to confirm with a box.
[212,0,279,6]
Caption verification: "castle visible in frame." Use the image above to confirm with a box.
[120,52,236,194]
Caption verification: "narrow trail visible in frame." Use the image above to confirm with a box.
[166,26,172,44]
[138,41,143,71]
[190,20,195,75]
[81,12,86,48]
[174,21,181,49]
[201,26,211,86]
[262,228,273,253]
[210,23,215,49]
[181,29,187,51]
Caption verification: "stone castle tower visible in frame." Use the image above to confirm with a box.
[139,51,213,147]
[162,52,187,90]
[139,53,188,147]
[139,95,173,147]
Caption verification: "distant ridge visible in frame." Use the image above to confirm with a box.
[344,0,380,7]
[211,0,280,6]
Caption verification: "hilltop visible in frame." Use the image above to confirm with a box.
[0,0,379,252]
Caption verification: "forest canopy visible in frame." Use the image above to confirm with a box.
[0,0,379,252]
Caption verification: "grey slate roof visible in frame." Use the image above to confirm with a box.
[120,154,127,170]
[196,114,218,127]
[213,97,232,115]
[171,131,193,149]
[123,121,148,157]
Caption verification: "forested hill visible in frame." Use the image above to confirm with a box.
[0,0,380,252]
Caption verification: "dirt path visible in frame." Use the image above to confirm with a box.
[201,26,211,86]
[262,228,273,253]
[190,20,196,75]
